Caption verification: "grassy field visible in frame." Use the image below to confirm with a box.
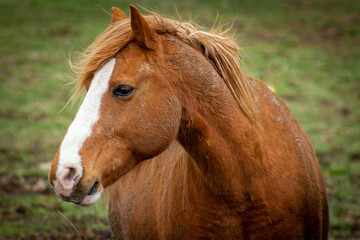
[0,0,359,239]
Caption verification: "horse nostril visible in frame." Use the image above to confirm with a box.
[58,166,81,191]
[88,180,99,195]
[64,167,76,181]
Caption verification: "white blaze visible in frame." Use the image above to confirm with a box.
[56,58,116,178]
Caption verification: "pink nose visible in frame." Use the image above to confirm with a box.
[56,166,81,197]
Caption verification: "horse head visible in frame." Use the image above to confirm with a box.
[49,6,182,205]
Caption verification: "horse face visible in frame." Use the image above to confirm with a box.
[49,42,181,205]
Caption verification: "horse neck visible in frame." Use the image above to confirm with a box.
[169,38,264,196]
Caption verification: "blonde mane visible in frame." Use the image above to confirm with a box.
[70,11,256,120]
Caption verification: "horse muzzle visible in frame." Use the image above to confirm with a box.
[52,166,103,206]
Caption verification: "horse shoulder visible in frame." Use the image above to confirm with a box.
[248,78,328,238]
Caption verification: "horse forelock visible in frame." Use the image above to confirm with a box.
[69,10,255,120]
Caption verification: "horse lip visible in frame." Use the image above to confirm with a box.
[59,181,100,204]
[58,192,82,203]
[59,193,73,202]
[72,193,86,203]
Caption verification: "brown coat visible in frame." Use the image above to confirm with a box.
[49,6,329,239]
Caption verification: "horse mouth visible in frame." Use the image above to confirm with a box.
[59,180,101,205]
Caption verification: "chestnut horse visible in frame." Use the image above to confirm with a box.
[49,6,329,239]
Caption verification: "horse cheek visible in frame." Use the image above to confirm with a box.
[132,97,181,160]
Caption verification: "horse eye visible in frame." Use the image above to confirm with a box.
[112,84,135,98]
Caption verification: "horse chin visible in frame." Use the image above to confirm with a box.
[77,189,104,206]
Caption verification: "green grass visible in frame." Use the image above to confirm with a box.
[0,194,109,238]
[0,0,359,239]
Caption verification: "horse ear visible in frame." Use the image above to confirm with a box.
[111,7,127,24]
[130,5,157,50]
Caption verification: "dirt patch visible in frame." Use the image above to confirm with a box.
[0,175,51,194]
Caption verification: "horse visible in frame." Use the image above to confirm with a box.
[49,5,329,239]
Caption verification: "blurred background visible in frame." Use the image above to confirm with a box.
[0,0,359,239]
